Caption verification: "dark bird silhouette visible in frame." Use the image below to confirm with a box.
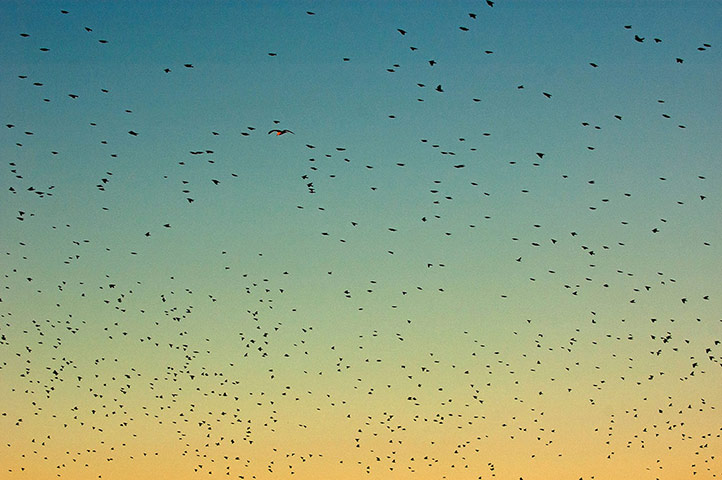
[268,129,294,136]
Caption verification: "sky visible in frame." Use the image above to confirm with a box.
[1,1,721,479]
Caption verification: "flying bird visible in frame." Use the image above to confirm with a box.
[268,129,294,136]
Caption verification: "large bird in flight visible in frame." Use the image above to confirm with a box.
[268,129,294,136]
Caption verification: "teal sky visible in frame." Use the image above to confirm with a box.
[1,1,721,479]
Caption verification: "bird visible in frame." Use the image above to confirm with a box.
[268,129,294,135]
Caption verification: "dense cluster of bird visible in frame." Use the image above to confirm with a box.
[1,3,721,480]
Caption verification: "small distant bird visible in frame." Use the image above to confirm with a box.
[268,129,294,136]
[435,84,444,92]
[184,63,194,68]
[634,35,644,43]
[486,0,494,6]
[128,130,138,136]
[397,29,406,35]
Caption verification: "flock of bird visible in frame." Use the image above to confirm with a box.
[1,2,721,480]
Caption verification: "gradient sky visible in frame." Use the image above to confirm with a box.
[1,1,721,479]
